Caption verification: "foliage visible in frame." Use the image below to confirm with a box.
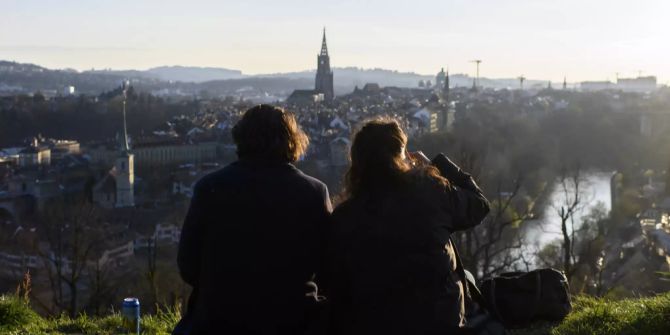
[512,293,670,335]
[0,295,180,334]
[4,292,670,334]
[0,295,45,333]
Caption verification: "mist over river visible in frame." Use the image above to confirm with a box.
[524,171,614,259]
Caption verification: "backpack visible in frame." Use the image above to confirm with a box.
[479,269,572,329]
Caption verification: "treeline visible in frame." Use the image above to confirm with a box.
[417,90,670,180]
[0,91,199,147]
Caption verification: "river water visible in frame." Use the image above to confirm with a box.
[525,171,613,255]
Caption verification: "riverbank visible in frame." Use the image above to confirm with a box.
[2,292,670,335]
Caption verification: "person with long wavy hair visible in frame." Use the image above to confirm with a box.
[175,104,331,335]
[326,118,490,335]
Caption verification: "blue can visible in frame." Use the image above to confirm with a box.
[121,297,140,334]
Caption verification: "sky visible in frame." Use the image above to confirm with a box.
[1,0,669,83]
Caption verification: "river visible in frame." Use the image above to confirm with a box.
[525,171,613,257]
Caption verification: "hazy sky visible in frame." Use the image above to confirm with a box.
[1,0,668,83]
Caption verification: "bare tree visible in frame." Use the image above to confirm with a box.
[145,236,159,310]
[553,166,584,278]
[457,174,536,279]
[38,199,103,317]
[85,257,116,315]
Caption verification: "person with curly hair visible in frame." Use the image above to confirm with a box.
[175,104,332,335]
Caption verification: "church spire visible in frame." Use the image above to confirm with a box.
[315,27,334,100]
[320,27,328,56]
[445,68,450,91]
[121,80,130,153]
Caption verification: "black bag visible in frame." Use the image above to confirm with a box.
[479,269,572,329]
[450,240,508,335]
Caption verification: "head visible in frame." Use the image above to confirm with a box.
[344,118,412,198]
[232,104,309,163]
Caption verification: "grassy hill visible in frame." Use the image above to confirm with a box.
[1,293,669,334]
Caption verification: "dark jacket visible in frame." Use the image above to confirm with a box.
[176,159,332,335]
[326,154,489,335]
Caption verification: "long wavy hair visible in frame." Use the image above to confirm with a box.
[232,104,309,163]
[343,118,447,199]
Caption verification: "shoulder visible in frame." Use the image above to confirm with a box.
[192,162,242,192]
[405,166,450,192]
[293,167,330,196]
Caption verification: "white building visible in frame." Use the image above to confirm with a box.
[617,76,657,93]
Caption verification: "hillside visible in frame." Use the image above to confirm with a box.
[265,67,547,90]
[1,293,669,335]
[0,60,551,97]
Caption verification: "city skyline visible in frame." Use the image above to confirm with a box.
[1,0,669,83]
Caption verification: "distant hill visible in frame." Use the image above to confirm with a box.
[262,67,548,91]
[262,67,433,89]
[82,66,245,83]
[0,60,139,95]
[145,66,246,82]
[0,60,550,96]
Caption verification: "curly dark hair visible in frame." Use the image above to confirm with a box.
[232,104,309,162]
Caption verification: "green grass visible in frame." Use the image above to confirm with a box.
[1,293,669,334]
[512,293,670,335]
[0,295,180,334]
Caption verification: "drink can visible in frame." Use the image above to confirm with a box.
[121,297,140,334]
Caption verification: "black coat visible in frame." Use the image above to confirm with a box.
[176,159,332,335]
[326,154,490,335]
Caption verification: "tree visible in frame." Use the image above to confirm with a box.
[553,166,585,278]
[458,175,536,279]
[145,237,159,310]
[569,203,620,296]
[38,199,104,317]
[85,256,116,315]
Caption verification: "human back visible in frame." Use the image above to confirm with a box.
[326,119,490,335]
[175,105,331,335]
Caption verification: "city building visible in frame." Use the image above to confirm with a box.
[287,28,334,104]
[17,139,51,168]
[46,139,80,160]
[580,81,614,91]
[87,140,218,168]
[435,68,447,90]
[315,28,334,101]
[617,76,657,93]
[580,76,658,93]
[93,90,135,208]
[286,90,324,105]
[329,137,350,167]
[60,86,76,96]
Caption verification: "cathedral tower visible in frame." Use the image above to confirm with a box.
[315,28,334,101]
